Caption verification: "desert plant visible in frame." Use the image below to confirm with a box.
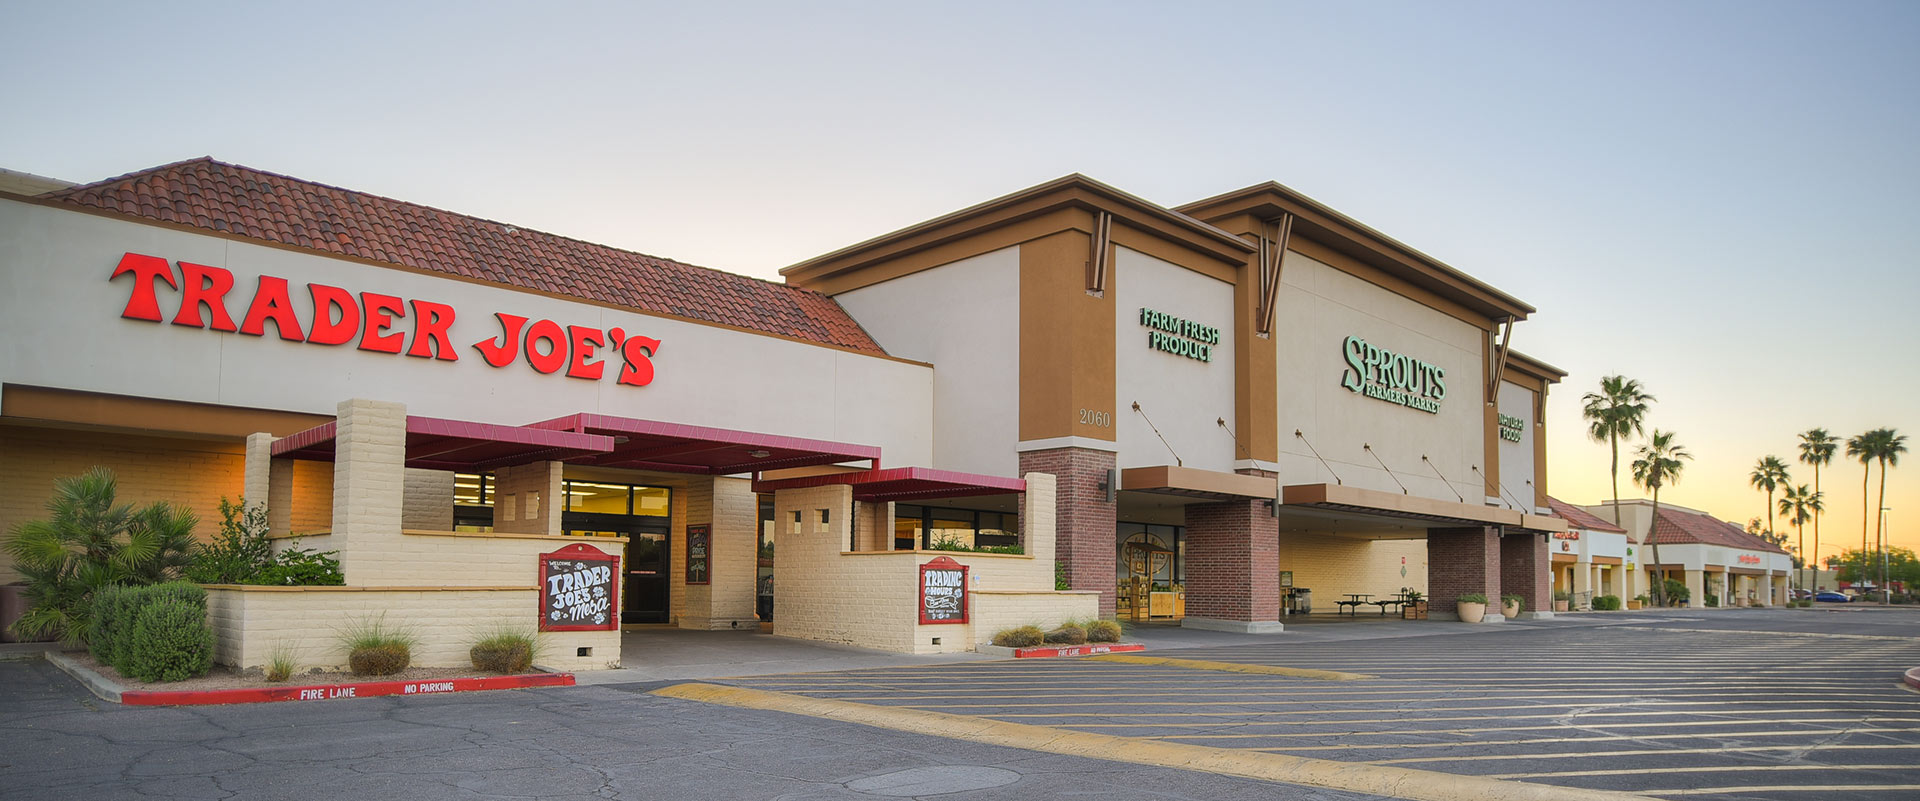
[341,615,416,676]
[1043,624,1087,645]
[1500,594,1523,612]
[1457,593,1488,605]
[88,584,137,666]
[120,595,214,682]
[1086,619,1122,643]
[253,544,344,586]
[2,468,199,645]
[471,628,539,673]
[1662,579,1690,604]
[991,625,1045,648]
[265,644,298,683]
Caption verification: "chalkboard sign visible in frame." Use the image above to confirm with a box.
[540,543,620,631]
[685,524,711,585]
[919,556,969,624]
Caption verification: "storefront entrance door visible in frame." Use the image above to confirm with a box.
[564,511,670,624]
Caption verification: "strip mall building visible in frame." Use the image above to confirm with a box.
[1,159,1573,669]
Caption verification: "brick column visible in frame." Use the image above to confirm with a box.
[331,399,407,587]
[679,476,760,630]
[1428,526,1500,618]
[1501,532,1551,618]
[1017,447,1117,617]
[1181,499,1282,633]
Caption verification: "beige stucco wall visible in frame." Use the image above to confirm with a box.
[1272,253,1484,504]
[673,476,759,630]
[205,586,619,672]
[1113,246,1238,473]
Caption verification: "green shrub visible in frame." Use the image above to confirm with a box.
[2,468,198,646]
[1457,593,1488,605]
[253,545,344,586]
[1705,593,1719,608]
[89,585,137,665]
[1086,619,1123,643]
[1662,579,1690,603]
[1043,624,1087,645]
[341,615,416,676]
[1553,590,1572,602]
[470,628,539,673]
[1054,560,1069,591]
[1500,594,1523,612]
[101,583,207,675]
[925,534,1023,555]
[1591,595,1622,611]
[121,596,214,682]
[185,497,272,585]
[265,644,297,683]
[991,625,1045,648]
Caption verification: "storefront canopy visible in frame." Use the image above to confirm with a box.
[1281,483,1567,533]
[753,467,1025,502]
[272,415,616,470]
[525,413,880,475]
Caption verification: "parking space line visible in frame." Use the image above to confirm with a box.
[1647,785,1920,796]
[984,701,1910,717]
[1484,764,1920,779]
[1368,743,1920,764]
[1068,714,1920,729]
[1136,719,1916,739]
[1241,728,1919,751]
[1084,654,1372,679]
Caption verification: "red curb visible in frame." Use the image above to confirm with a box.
[120,672,575,706]
[1011,643,1145,659]
[1905,667,1920,691]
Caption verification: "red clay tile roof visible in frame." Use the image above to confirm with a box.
[1546,496,1628,533]
[1649,505,1790,554]
[42,158,885,355]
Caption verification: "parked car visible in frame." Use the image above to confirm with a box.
[1789,589,1813,600]
[1813,591,1851,603]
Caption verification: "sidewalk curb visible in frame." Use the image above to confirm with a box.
[976,643,1146,659]
[45,650,573,706]
[653,683,1656,801]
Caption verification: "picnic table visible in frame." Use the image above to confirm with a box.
[1336,593,1373,615]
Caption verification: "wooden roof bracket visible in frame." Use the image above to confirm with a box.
[1255,213,1293,336]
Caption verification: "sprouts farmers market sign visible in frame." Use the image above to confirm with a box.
[1340,335,1446,414]
[108,252,663,387]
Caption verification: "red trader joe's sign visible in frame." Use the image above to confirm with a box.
[919,556,969,625]
[109,252,663,386]
[540,543,620,631]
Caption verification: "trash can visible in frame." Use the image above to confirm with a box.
[1291,588,1312,614]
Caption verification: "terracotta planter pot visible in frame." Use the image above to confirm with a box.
[1502,601,1522,619]
[1553,600,1569,612]
[1627,600,1643,610]
[1457,601,1486,623]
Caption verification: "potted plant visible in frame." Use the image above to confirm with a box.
[1402,590,1427,620]
[1552,590,1571,613]
[1500,594,1523,619]
[1629,594,1647,610]
[1456,593,1488,623]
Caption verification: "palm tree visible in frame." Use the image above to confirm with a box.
[1778,484,1823,591]
[1867,428,1907,589]
[1632,430,1691,607]
[1749,456,1790,553]
[1847,432,1874,557]
[1583,376,1654,525]
[1797,429,1837,595]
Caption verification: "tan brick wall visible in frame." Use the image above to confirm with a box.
[331,399,407,584]
[491,461,561,535]
[402,469,454,531]
[1280,532,1428,610]
[772,473,1076,653]
[0,424,245,582]
[205,585,620,672]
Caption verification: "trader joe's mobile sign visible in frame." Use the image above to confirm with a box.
[108,252,661,386]
[1340,334,1445,414]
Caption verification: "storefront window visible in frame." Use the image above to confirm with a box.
[894,504,1018,551]
[566,481,631,514]
[453,473,493,533]
[1116,523,1183,588]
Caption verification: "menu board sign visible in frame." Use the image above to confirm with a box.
[919,556,969,624]
[686,524,712,585]
[539,543,620,631]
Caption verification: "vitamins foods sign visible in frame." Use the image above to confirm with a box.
[1340,335,1446,414]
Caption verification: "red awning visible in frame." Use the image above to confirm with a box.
[524,413,880,475]
[272,415,616,470]
[753,467,1025,502]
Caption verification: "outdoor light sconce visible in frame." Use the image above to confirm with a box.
[1097,469,1117,503]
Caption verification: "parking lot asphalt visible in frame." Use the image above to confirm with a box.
[721,607,1920,801]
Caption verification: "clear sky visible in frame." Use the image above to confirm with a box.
[4,1,1915,558]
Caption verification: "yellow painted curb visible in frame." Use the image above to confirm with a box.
[653,683,1656,801]
[1087,654,1372,680]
